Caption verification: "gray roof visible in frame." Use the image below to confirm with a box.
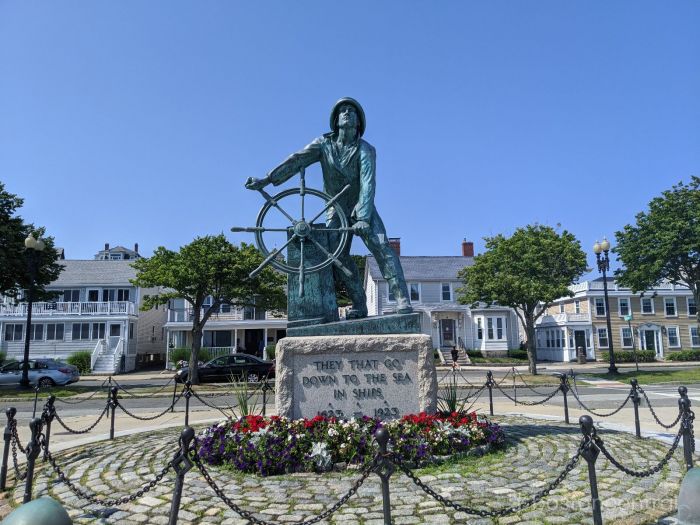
[366,256,473,282]
[50,260,138,287]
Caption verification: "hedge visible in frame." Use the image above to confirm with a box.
[169,347,211,365]
[601,350,656,363]
[666,350,700,361]
[67,350,93,373]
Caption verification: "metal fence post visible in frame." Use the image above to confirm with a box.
[184,381,192,427]
[679,396,694,471]
[512,367,517,404]
[262,379,271,417]
[41,395,56,460]
[629,379,641,438]
[579,415,603,525]
[374,427,394,525]
[31,385,40,419]
[168,427,195,525]
[22,417,43,504]
[0,407,17,490]
[171,376,178,413]
[558,374,570,424]
[109,386,118,440]
[486,371,494,416]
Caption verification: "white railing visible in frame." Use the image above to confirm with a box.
[0,301,136,317]
[167,307,285,323]
[201,346,236,359]
[113,338,125,373]
[91,339,105,371]
[540,312,591,324]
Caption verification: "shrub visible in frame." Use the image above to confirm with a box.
[67,351,93,373]
[667,350,700,361]
[169,348,191,364]
[507,349,528,360]
[265,344,276,360]
[0,351,6,365]
[466,350,482,359]
[601,350,656,363]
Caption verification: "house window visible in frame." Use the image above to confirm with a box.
[29,324,44,341]
[117,289,130,301]
[595,298,606,316]
[559,303,565,314]
[46,323,64,341]
[72,323,90,340]
[496,318,504,339]
[92,323,105,340]
[688,298,697,317]
[641,298,654,314]
[597,327,609,348]
[487,318,494,339]
[664,298,677,317]
[441,283,452,301]
[690,327,700,347]
[88,289,99,302]
[4,324,23,341]
[409,283,420,302]
[618,298,630,317]
[555,330,561,347]
[61,289,80,302]
[574,300,581,314]
[476,319,483,340]
[621,327,633,348]
[667,326,680,347]
[387,285,395,303]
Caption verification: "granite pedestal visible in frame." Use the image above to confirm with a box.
[275,334,437,420]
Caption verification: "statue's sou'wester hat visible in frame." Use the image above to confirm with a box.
[330,97,366,137]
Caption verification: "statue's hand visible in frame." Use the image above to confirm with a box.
[353,221,370,235]
[245,177,268,191]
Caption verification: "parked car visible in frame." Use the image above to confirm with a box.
[0,359,80,387]
[175,354,274,384]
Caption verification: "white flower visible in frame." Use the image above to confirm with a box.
[328,428,339,438]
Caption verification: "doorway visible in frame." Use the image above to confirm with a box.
[440,319,456,348]
[108,324,121,350]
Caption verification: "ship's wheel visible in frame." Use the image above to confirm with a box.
[232,168,354,296]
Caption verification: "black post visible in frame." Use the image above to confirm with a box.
[0,407,17,490]
[486,371,494,416]
[41,395,56,460]
[168,426,195,525]
[558,373,570,424]
[579,415,603,525]
[22,417,43,503]
[679,395,694,471]
[374,427,394,525]
[109,386,118,440]
[629,379,641,439]
[184,381,192,427]
[595,241,618,375]
[31,385,40,418]
[171,375,178,414]
[262,380,268,417]
[512,367,517,404]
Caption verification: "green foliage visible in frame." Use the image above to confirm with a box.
[666,350,700,362]
[614,177,700,324]
[601,350,656,363]
[507,349,529,360]
[265,344,276,360]
[335,255,366,306]
[457,225,587,373]
[169,347,191,364]
[131,235,286,383]
[0,351,6,365]
[66,351,93,373]
[0,182,63,299]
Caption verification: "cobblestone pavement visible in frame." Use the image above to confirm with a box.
[7,415,690,524]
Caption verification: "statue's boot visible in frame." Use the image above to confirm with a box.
[388,277,413,314]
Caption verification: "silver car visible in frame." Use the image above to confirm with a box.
[0,359,80,387]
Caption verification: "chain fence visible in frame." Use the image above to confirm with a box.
[569,377,632,417]
[639,387,683,429]
[116,392,184,421]
[54,406,109,434]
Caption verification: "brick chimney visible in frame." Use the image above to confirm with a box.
[388,238,401,256]
[134,242,139,254]
[104,243,110,251]
[461,239,474,257]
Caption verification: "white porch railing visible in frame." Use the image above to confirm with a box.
[112,338,125,372]
[167,307,286,323]
[541,312,591,324]
[91,339,106,370]
[0,301,136,317]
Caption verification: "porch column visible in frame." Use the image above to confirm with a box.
[233,328,238,353]
[262,328,268,359]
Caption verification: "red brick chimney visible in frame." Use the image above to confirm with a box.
[388,238,401,256]
[134,242,139,254]
[462,239,474,257]
[105,243,110,251]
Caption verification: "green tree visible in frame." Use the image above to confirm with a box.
[457,225,587,374]
[131,235,286,384]
[0,182,62,299]
[614,177,700,324]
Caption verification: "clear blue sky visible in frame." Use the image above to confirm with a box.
[1,2,698,278]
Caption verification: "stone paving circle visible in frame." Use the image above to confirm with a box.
[8,415,689,524]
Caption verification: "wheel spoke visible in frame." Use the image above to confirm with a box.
[300,167,306,222]
[299,239,305,297]
[322,227,354,232]
[257,189,296,224]
[231,227,291,233]
[307,184,351,225]
[249,234,298,278]
[307,236,353,278]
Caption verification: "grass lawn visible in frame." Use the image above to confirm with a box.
[581,368,700,385]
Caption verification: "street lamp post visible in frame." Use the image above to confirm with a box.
[593,238,618,375]
[20,234,45,388]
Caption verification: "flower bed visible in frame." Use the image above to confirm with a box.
[196,412,505,476]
